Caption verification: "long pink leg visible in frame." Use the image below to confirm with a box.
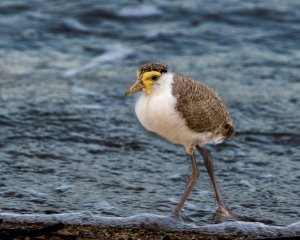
[197,146,237,222]
[174,152,200,216]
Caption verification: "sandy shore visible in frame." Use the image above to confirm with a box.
[0,213,299,239]
[0,221,222,240]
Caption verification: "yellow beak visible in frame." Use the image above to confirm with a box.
[125,79,154,96]
[125,81,144,96]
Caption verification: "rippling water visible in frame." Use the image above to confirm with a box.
[0,0,299,228]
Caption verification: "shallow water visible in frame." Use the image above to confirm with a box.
[0,0,299,228]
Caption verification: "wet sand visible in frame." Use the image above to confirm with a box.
[1,213,299,239]
[0,222,220,240]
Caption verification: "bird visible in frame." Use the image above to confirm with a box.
[125,62,236,222]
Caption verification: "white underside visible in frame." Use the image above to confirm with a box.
[135,73,221,154]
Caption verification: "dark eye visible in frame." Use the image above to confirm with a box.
[151,75,158,81]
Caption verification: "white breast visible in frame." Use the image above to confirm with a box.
[135,73,213,153]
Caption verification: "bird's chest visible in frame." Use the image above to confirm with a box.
[135,89,175,130]
[135,87,189,145]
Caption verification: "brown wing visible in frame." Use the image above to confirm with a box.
[172,74,231,133]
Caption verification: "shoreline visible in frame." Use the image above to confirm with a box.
[0,213,299,239]
[0,222,219,240]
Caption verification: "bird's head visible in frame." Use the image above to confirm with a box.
[125,62,168,96]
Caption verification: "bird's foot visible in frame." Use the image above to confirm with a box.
[214,204,238,223]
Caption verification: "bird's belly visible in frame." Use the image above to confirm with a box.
[135,91,198,147]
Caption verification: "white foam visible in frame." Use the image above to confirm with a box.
[71,86,97,96]
[71,104,104,110]
[55,184,73,192]
[118,5,161,18]
[25,189,47,198]
[144,29,178,40]
[64,44,132,77]
[0,212,299,237]
[63,18,91,32]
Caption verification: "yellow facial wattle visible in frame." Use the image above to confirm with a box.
[143,80,153,94]
[141,71,161,95]
[125,70,161,96]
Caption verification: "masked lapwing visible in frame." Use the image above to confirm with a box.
[125,62,236,221]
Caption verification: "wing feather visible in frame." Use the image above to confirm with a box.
[172,74,231,133]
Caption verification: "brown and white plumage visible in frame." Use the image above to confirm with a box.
[173,74,234,136]
[125,62,236,221]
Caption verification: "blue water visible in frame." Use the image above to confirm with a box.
[0,0,299,228]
